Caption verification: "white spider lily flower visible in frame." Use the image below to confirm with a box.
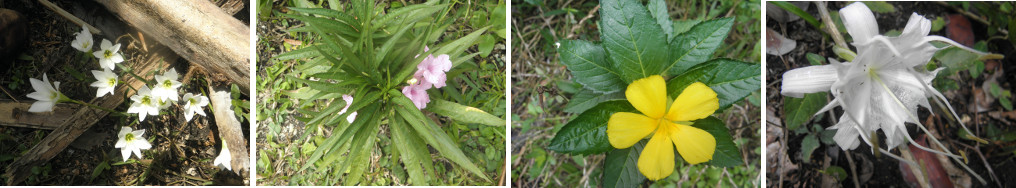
[71,27,93,53]
[114,126,152,162]
[214,140,232,171]
[152,69,183,102]
[89,69,118,98]
[338,94,357,123]
[781,2,987,152]
[93,39,125,70]
[26,73,66,112]
[182,93,209,121]
[127,85,160,122]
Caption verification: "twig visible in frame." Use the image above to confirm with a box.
[844,151,860,188]
[815,2,847,48]
[566,5,600,39]
[37,0,102,35]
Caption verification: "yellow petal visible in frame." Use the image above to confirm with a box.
[665,82,719,121]
[669,122,715,164]
[626,75,668,118]
[607,112,658,148]
[637,128,675,181]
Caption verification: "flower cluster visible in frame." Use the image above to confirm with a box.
[780,2,988,152]
[402,46,452,109]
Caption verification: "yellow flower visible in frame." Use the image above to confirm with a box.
[606,75,718,180]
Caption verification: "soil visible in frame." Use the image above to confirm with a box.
[767,2,1016,187]
[0,0,250,185]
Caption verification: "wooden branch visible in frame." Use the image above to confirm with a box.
[3,44,179,186]
[0,100,80,130]
[37,0,102,35]
[94,0,250,94]
[208,83,248,174]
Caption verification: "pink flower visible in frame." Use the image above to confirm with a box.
[416,54,451,88]
[339,94,358,123]
[401,83,431,109]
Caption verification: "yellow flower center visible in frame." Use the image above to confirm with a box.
[104,50,113,59]
[125,133,135,142]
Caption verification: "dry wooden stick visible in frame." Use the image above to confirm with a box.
[0,100,80,130]
[208,83,248,174]
[37,0,101,35]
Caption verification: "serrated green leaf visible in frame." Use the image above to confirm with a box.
[800,134,819,163]
[548,101,635,154]
[559,40,626,93]
[564,89,625,113]
[783,92,827,130]
[647,0,674,40]
[666,59,761,111]
[426,99,505,126]
[671,19,702,36]
[665,17,734,76]
[600,0,669,82]
[602,141,646,188]
[692,116,743,167]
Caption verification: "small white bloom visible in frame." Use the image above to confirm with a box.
[213,140,232,171]
[26,73,64,112]
[127,85,160,122]
[781,2,987,152]
[93,39,125,70]
[114,126,152,162]
[71,27,93,53]
[89,69,118,98]
[182,93,209,121]
[338,94,357,123]
[152,69,182,102]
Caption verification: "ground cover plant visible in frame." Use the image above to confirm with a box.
[511,0,762,187]
[255,0,507,186]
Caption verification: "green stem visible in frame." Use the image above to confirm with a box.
[115,63,153,86]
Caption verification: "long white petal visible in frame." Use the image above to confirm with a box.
[781,65,839,97]
[840,2,880,46]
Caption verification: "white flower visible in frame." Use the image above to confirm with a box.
[114,126,152,162]
[338,94,357,123]
[781,2,986,152]
[71,27,93,53]
[93,39,125,70]
[152,69,182,102]
[213,140,232,171]
[89,69,117,98]
[182,93,209,121]
[26,73,64,112]
[127,85,160,122]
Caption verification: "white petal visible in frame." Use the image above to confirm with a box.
[120,147,132,162]
[28,101,55,112]
[781,64,839,97]
[840,2,880,46]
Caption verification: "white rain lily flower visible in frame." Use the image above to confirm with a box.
[152,69,182,102]
[781,2,987,152]
[338,94,358,123]
[93,39,125,70]
[214,140,232,171]
[114,126,152,162]
[89,69,118,98]
[71,27,93,53]
[127,85,160,122]
[182,93,209,121]
[26,73,66,112]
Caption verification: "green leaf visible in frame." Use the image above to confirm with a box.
[671,20,702,36]
[806,53,825,65]
[822,166,848,181]
[769,1,821,29]
[391,116,435,185]
[666,59,761,111]
[863,1,896,13]
[783,92,827,130]
[800,134,819,163]
[393,92,490,182]
[548,101,635,154]
[564,89,624,114]
[342,110,383,185]
[646,0,674,40]
[478,35,496,57]
[931,16,945,32]
[600,0,669,82]
[426,99,505,126]
[665,17,734,76]
[602,141,646,188]
[558,40,626,93]
[692,116,743,167]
